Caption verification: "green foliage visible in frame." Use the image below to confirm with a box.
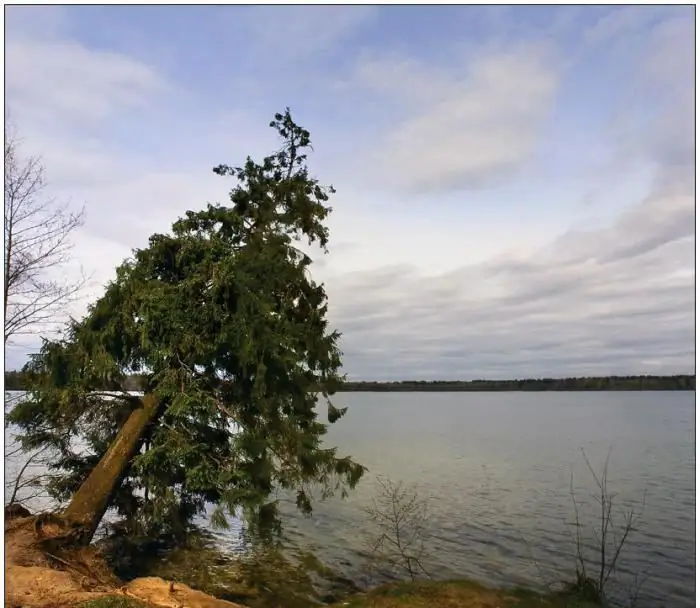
[6,372,693,393]
[8,108,365,539]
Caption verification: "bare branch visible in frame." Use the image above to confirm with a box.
[566,448,645,604]
[363,476,432,583]
[5,443,58,509]
[4,126,87,345]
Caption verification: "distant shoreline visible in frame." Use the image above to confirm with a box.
[5,372,694,392]
[335,375,694,392]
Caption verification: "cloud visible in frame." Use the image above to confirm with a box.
[4,5,68,40]
[640,16,694,171]
[3,7,694,381]
[583,6,665,46]
[5,35,167,129]
[588,9,693,173]
[4,9,178,353]
[325,171,693,380]
[238,6,375,62]
[351,44,560,194]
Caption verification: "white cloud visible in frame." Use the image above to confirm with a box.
[351,44,560,194]
[3,7,694,381]
[239,6,375,62]
[4,13,175,354]
[340,54,454,106]
[583,6,665,46]
[6,37,166,128]
[4,5,68,40]
[327,233,693,380]
[323,116,694,379]
[342,10,696,379]
[587,9,693,173]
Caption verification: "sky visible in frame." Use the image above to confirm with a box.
[4,5,695,380]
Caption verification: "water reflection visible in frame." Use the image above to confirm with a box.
[5,390,695,607]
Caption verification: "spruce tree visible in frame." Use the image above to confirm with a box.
[9,109,365,543]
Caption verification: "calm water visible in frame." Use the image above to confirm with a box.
[235,391,695,608]
[6,391,695,607]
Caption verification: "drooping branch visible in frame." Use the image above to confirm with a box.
[6,108,364,547]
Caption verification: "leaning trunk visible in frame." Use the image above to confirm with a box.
[62,392,161,544]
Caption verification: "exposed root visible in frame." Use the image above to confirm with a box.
[5,503,32,520]
[34,511,94,549]
[5,508,246,608]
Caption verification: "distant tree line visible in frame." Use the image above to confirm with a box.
[336,375,695,392]
[5,370,28,390]
[5,370,694,392]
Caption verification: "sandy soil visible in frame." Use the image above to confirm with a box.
[4,513,246,608]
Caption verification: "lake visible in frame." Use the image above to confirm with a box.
[235,391,696,608]
[5,391,695,607]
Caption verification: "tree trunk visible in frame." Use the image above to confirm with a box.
[62,392,161,544]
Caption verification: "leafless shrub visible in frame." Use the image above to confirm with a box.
[567,448,645,604]
[362,476,432,584]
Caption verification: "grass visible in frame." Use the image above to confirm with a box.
[97,530,609,608]
[73,580,605,608]
[328,579,603,608]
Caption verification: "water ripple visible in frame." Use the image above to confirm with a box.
[277,392,695,608]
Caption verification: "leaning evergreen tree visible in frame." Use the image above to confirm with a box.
[9,110,365,544]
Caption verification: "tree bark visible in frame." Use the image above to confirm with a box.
[62,392,161,544]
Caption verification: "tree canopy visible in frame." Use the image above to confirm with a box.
[9,109,365,540]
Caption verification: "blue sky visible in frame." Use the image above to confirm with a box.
[4,5,695,379]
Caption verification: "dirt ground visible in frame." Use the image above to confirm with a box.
[4,514,246,608]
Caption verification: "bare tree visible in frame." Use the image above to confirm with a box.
[363,477,432,583]
[4,126,86,345]
[4,125,86,513]
[568,448,645,604]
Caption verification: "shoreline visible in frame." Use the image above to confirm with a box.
[5,374,695,393]
[5,512,601,608]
